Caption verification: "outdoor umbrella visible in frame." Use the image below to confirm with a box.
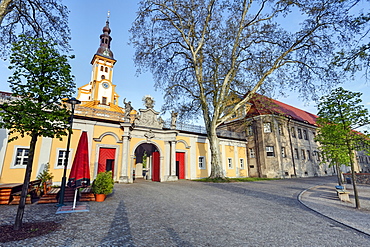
[68,131,90,209]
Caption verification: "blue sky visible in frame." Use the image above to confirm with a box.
[0,0,369,124]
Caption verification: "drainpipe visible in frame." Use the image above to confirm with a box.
[253,118,262,177]
[287,116,297,177]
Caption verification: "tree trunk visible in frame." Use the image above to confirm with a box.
[0,0,13,25]
[335,163,342,186]
[346,142,360,209]
[14,133,38,230]
[208,125,224,179]
[350,161,360,209]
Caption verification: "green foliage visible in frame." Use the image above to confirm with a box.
[0,35,75,230]
[92,171,114,195]
[36,163,54,185]
[130,0,365,178]
[0,35,75,142]
[315,87,370,167]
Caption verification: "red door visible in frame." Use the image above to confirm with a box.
[176,152,185,179]
[152,151,160,182]
[98,148,116,176]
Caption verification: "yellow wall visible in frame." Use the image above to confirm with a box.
[1,134,43,183]
[196,142,208,178]
[238,146,248,177]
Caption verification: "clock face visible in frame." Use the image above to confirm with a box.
[102,82,109,89]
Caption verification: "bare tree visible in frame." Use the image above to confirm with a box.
[130,0,361,178]
[0,0,70,57]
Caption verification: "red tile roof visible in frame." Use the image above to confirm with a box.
[248,94,318,125]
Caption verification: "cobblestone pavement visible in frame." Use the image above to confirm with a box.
[1,176,370,246]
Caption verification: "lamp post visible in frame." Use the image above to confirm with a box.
[57,97,81,207]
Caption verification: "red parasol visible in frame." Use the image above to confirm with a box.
[68,131,90,188]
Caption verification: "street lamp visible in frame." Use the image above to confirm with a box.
[57,97,81,207]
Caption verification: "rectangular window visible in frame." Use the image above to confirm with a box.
[14,148,29,166]
[240,158,244,169]
[228,158,233,169]
[303,130,308,140]
[266,146,274,157]
[249,148,255,158]
[301,149,306,160]
[263,122,271,133]
[307,150,311,161]
[102,97,107,105]
[281,147,286,158]
[291,127,296,138]
[198,156,205,169]
[294,148,299,159]
[57,150,68,167]
[297,129,302,139]
[247,125,253,136]
[278,124,283,135]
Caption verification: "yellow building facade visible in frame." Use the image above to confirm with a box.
[0,19,248,185]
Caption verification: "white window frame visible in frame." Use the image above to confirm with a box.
[198,156,206,169]
[263,122,272,133]
[278,124,283,135]
[54,148,73,169]
[11,146,29,169]
[247,125,253,136]
[281,147,286,158]
[249,148,255,158]
[240,158,245,169]
[307,150,311,161]
[291,127,296,138]
[301,149,306,160]
[294,149,299,159]
[227,158,233,169]
[303,130,308,140]
[266,146,275,157]
[297,128,302,139]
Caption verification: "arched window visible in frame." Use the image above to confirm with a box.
[100,66,103,71]
[105,67,108,73]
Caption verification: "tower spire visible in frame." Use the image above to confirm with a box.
[96,12,114,58]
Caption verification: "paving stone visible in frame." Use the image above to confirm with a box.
[1,176,369,246]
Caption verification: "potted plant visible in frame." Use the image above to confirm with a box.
[92,171,114,202]
[37,163,54,195]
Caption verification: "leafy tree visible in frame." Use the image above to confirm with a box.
[315,87,370,209]
[0,35,75,230]
[0,0,70,57]
[130,0,362,178]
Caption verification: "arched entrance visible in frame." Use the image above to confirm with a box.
[135,143,161,182]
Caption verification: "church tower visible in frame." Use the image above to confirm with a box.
[77,13,122,113]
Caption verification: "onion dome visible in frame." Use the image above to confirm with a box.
[96,13,114,59]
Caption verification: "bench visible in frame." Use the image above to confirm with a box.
[28,179,42,196]
[10,179,42,204]
[335,186,350,202]
[0,183,22,204]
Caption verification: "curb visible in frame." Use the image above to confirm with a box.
[297,185,370,237]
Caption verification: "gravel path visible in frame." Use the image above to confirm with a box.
[1,176,370,246]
